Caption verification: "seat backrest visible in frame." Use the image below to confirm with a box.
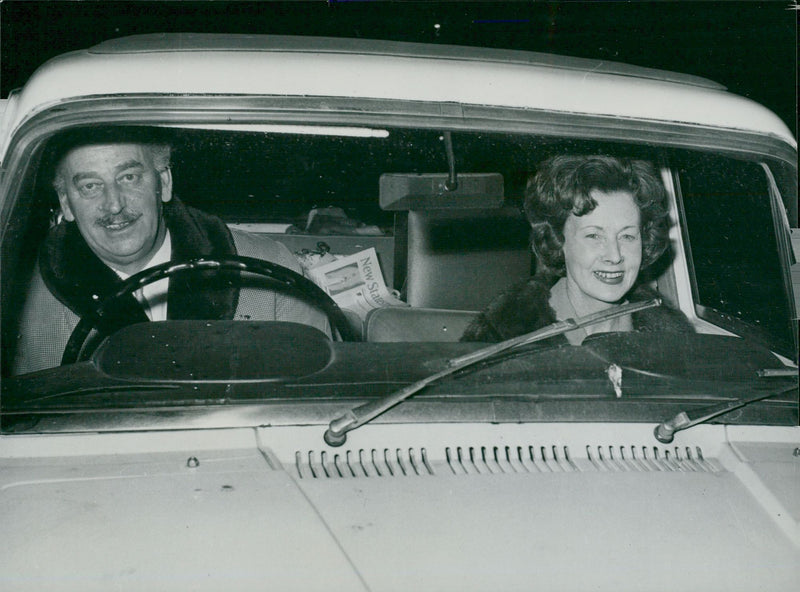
[403,207,531,310]
[365,306,478,342]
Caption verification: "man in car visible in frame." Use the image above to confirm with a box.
[13,131,330,374]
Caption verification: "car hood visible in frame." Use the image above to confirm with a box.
[1,424,798,592]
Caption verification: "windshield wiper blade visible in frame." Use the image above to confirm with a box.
[654,369,798,443]
[323,298,662,446]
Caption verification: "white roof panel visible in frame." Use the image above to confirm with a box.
[2,34,796,155]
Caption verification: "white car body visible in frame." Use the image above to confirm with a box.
[0,34,797,591]
[0,34,795,153]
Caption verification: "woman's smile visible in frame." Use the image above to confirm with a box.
[593,269,625,284]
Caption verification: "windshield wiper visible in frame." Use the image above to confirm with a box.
[654,368,798,443]
[323,298,662,446]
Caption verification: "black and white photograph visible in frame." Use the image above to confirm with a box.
[0,1,797,590]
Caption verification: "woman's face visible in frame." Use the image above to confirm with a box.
[562,190,642,312]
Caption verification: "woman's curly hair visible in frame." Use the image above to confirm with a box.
[524,155,670,276]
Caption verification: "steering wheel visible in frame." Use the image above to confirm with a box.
[61,255,359,365]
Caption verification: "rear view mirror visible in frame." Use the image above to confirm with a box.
[379,173,504,210]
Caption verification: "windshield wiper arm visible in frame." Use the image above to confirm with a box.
[654,369,798,443]
[323,298,662,446]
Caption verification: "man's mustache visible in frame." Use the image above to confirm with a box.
[95,210,142,227]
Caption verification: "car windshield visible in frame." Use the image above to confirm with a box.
[1,122,797,433]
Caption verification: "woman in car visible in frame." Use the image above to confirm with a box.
[461,155,694,343]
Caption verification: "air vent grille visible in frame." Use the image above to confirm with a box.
[584,445,717,472]
[446,445,578,474]
[294,444,718,479]
[295,448,434,479]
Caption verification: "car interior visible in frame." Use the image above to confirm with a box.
[204,127,672,339]
[4,122,796,375]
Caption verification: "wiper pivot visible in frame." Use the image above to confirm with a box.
[654,372,798,443]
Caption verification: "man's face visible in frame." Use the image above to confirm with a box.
[56,143,172,274]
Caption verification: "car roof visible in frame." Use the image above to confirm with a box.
[88,34,726,89]
[1,33,796,158]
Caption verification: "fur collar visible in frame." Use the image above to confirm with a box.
[39,197,239,332]
[461,272,694,342]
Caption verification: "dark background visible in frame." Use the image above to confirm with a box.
[1,0,797,136]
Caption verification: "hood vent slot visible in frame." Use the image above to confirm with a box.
[584,445,717,472]
[445,445,578,474]
[443,445,717,475]
[294,445,718,479]
[296,448,435,479]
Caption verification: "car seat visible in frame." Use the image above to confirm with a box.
[401,206,532,310]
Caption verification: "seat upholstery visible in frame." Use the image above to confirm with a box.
[365,306,478,342]
[403,207,532,310]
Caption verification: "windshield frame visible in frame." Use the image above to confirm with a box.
[1,95,797,434]
[4,94,799,165]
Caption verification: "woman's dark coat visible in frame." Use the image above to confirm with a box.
[461,273,694,342]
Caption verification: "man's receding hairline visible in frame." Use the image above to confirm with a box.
[52,142,172,192]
